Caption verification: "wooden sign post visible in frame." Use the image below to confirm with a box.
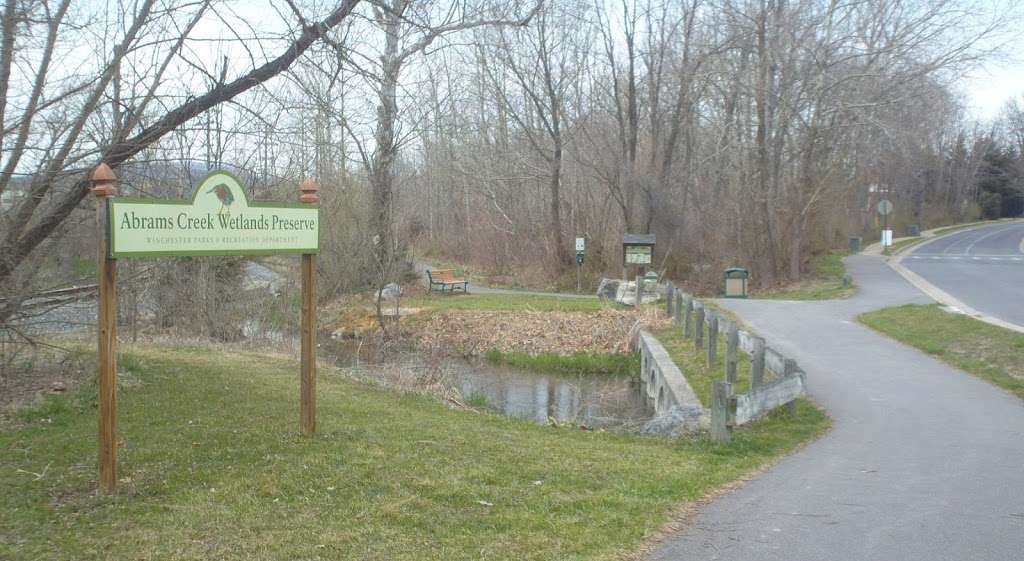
[91,165,320,494]
[92,164,118,495]
[622,233,655,306]
[299,178,318,437]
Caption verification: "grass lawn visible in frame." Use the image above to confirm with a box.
[485,350,639,378]
[405,292,604,313]
[756,250,854,301]
[1,345,828,561]
[858,304,1024,400]
[418,259,504,288]
[415,255,603,293]
[651,325,757,407]
[416,256,562,292]
[929,219,1016,237]
[884,236,923,255]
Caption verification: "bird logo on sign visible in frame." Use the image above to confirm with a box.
[207,183,235,217]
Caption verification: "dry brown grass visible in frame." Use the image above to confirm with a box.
[411,307,670,357]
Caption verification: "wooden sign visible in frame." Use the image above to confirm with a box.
[108,171,318,257]
[622,233,656,267]
[91,166,319,495]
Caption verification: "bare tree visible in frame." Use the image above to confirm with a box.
[0,0,361,309]
[334,0,539,302]
[480,2,592,269]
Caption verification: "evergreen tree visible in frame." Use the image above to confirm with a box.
[976,142,1024,218]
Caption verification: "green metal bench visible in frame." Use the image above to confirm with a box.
[427,269,469,293]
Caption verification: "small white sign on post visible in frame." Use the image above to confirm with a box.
[575,237,585,252]
[882,229,893,247]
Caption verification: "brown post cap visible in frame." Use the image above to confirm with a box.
[299,177,319,204]
[91,163,117,197]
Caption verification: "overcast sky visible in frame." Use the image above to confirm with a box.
[962,52,1024,121]
[957,10,1024,122]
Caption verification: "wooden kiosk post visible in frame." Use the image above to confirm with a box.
[92,163,118,494]
[299,178,318,436]
[622,234,655,306]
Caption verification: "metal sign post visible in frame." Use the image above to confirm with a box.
[877,199,894,247]
[575,237,585,293]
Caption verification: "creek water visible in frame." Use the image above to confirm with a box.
[239,262,653,428]
[321,337,654,429]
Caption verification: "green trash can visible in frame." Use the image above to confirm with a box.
[849,236,862,253]
[724,268,749,298]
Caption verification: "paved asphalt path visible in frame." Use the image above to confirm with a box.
[649,255,1024,561]
[902,222,1024,328]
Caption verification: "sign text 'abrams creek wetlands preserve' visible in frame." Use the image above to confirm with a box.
[107,171,319,257]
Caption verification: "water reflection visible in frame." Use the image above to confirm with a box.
[322,336,652,428]
[451,364,651,427]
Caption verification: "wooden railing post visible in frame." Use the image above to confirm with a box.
[707,312,719,367]
[640,340,647,380]
[673,289,683,325]
[683,296,693,337]
[784,358,799,415]
[726,323,739,383]
[694,306,704,349]
[299,178,319,436]
[92,163,118,495]
[751,336,766,389]
[711,380,734,442]
[665,281,674,317]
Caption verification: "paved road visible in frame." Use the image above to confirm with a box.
[902,221,1024,327]
[649,255,1024,561]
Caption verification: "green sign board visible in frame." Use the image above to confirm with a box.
[108,171,319,258]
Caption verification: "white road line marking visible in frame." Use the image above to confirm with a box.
[931,253,1017,258]
[941,227,997,255]
[964,225,1012,254]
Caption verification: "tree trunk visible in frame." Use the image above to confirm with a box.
[549,141,570,267]
[370,8,402,281]
[755,2,778,285]
[789,214,803,280]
